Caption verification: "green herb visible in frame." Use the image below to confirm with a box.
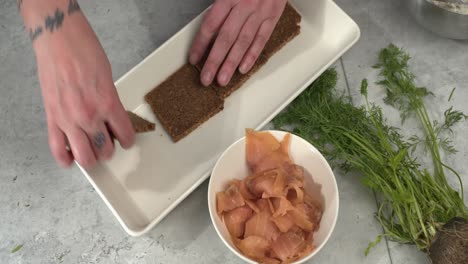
[448,87,456,102]
[11,244,23,253]
[375,44,467,192]
[273,45,467,252]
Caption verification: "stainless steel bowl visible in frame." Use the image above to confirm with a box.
[406,0,468,39]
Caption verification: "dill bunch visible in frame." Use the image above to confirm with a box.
[273,45,467,256]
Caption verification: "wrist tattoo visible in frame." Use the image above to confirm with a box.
[29,26,43,42]
[26,0,81,43]
[44,9,64,32]
[93,132,106,150]
[68,0,80,14]
[17,0,23,10]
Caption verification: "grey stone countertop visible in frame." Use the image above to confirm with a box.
[0,0,467,263]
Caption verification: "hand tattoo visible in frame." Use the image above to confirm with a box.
[93,132,106,150]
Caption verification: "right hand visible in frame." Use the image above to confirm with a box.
[33,11,135,169]
[189,0,287,87]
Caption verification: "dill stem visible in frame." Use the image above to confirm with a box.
[416,100,446,185]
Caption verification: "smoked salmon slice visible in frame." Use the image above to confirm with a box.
[271,231,307,262]
[284,183,304,205]
[246,129,281,172]
[216,182,245,216]
[245,199,260,214]
[224,205,253,238]
[245,204,280,241]
[249,133,293,174]
[272,213,296,233]
[246,170,278,198]
[271,197,294,218]
[236,236,271,260]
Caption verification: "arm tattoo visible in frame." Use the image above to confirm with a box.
[68,0,80,14]
[93,132,106,150]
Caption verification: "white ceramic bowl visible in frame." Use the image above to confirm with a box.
[208,130,339,263]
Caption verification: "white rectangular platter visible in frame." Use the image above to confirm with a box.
[79,0,360,236]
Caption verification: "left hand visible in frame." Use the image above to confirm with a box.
[189,0,287,87]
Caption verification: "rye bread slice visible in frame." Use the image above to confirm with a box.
[127,111,155,133]
[195,53,268,98]
[262,3,301,58]
[144,64,224,142]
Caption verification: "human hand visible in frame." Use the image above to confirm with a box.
[32,11,135,169]
[189,0,287,87]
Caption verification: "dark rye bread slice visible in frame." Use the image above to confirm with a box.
[195,53,268,98]
[144,64,224,142]
[127,111,155,133]
[262,2,301,58]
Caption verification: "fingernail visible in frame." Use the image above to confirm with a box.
[189,53,199,65]
[239,61,250,74]
[202,71,213,86]
[219,72,228,85]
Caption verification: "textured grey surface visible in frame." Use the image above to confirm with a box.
[0,0,467,263]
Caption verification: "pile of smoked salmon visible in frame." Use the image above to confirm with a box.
[216,129,323,263]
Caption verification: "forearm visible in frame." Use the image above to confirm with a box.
[18,0,82,44]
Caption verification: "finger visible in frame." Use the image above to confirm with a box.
[200,4,252,86]
[189,0,233,65]
[239,18,277,74]
[217,14,262,86]
[66,127,97,169]
[106,101,135,149]
[96,78,135,149]
[48,123,73,167]
[85,122,115,161]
